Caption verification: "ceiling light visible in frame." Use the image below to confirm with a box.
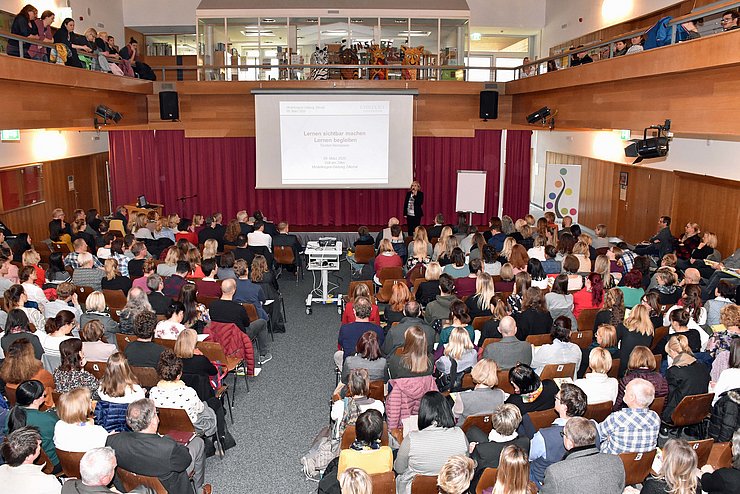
[471,32,481,41]
[262,18,276,23]
[321,30,348,36]
[241,30,274,36]
[398,30,431,37]
[351,19,364,23]
[395,19,406,24]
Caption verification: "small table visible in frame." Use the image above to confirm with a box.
[304,241,343,314]
[124,203,163,218]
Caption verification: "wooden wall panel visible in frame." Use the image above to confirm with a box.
[545,152,739,255]
[0,153,110,246]
[670,172,740,259]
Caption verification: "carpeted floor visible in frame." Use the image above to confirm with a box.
[204,264,349,493]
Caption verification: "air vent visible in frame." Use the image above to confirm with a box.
[327,10,339,14]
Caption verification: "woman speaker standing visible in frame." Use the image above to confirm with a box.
[403,181,424,237]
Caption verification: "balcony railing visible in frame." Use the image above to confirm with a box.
[516,0,740,78]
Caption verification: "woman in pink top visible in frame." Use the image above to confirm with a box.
[373,239,402,283]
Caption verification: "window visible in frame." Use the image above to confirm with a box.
[495,57,525,82]
[464,56,491,81]
[0,164,44,211]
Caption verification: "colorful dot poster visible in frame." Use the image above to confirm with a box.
[545,164,581,224]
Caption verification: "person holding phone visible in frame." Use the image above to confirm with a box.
[403,180,424,237]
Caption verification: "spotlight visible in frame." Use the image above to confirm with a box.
[527,107,551,125]
[94,105,122,128]
[624,119,672,164]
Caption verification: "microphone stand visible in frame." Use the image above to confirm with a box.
[177,194,198,218]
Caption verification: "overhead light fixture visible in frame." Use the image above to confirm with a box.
[624,119,672,164]
[321,30,348,36]
[262,18,276,23]
[398,30,432,37]
[94,105,122,129]
[526,106,558,130]
[306,19,318,23]
[241,30,274,37]
[350,19,364,23]
[471,32,482,41]
[395,19,406,24]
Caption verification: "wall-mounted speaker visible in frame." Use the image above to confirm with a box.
[159,91,179,121]
[479,90,499,120]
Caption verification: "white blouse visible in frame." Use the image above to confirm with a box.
[54,420,109,452]
[574,372,619,405]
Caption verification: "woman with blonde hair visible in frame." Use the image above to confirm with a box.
[407,230,432,271]
[53,387,109,452]
[594,254,616,288]
[574,347,618,405]
[413,225,433,256]
[250,254,281,301]
[22,249,45,288]
[174,328,217,381]
[614,346,668,410]
[438,236,461,267]
[679,230,718,272]
[676,222,701,261]
[436,327,477,376]
[433,226,454,261]
[490,444,530,494]
[437,455,475,494]
[593,287,625,330]
[131,212,151,239]
[416,261,442,307]
[338,467,372,494]
[572,241,591,273]
[385,282,414,325]
[466,272,496,319]
[95,352,145,432]
[342,282,381,325]
[663,334,710,422]
[496,263,516,293]
[79,290,120,343]
[101,258,132,295]
[373,239,402,284]
[388,326,433,378]
[642,439,700,494]
[157,246,180,277]
[500,237,516,264]
[451,358,505,423]
[616,304,654,376]
[202,238,219,261]
[592,224,610,249]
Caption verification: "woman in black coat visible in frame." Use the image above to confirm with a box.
[8,4,39,58]
[662,335,710,423]
[53,18,89,68]
[403,181,424,237]
[513,287,553,341]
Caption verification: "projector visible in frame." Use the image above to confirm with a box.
[624,119,672,164]
[318,237,337,247]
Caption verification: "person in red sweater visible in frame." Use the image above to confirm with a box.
[373,239,402,285]
[342,282,381,326]
[573,272,604,319]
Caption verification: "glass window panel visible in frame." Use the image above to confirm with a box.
[200,18,227,80]
[320,17,350,80]
[440,19,467,80]
[464,56,491,82]
[410,19,438,80]
[225,18,259,80]
[146,35,175,57]
[175,34,197,56]
[495,56,523,82]
[380,18,408,79]
[292,17,320,80]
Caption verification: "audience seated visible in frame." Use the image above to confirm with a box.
[209,279,271,363]
[662,334,710,423]
[508,272,530,314]
[146,274,173,315]
[529,383,588,487]
[123,311,165,367]
[439,300,475,345]
[394,391,468,494]
[53,338,99,398]
[424,273,459,324]
[336,409,392,477]
[117,287,151,334]
[155,301,186,339]
[415,261,442,307]
[336,297,384,368]
[708,305,740,380]
[382,301,434,356]
[598,378,659,454]
[572,273,605,319]
[616,304,655,376]
[436,327,477,377]
[541,417,625,494]
[126,242,149,280]
[0,339,54,407]
[505,363,558,415]
[5,379,60,471]
[384,282,414,326]
[0,427,61,493]
[386,326,433,379]
[53,387,108,452]
[1,308,44,359]
[106,398,207,493]
[95,353,146,432]
[342,283,381,326]
[465,271,496,319]
[162,261,190,299]
[451,359,505,423]
[699,428,740,494]
[72,252,105,291]
[60,446,153,494]
[705,281,736,325]
[131,259,155,294]
[514,287,553,341]
[530,316,582,377]
[574,347,618,404]
[342,330,387,384]
[331,368,385,429]
[482,315,532,369]
[40,309,75,357]
[640,438,700,494]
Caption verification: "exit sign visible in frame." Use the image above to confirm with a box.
[1,130,20,141]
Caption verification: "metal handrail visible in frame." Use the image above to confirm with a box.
[516,0,740,78]
[0,29,123,65]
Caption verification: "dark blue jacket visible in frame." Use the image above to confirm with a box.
[95,400,131,433]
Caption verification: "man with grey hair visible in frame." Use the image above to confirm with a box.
[482,316,532,369]
[146,273,172,315]
[382,301,434,356]
[0,427,61,493]
[72,251,105,290]
[106,399,208,494]
[62,447,154,493]
[597,378,660,455]
[541,417,625,494]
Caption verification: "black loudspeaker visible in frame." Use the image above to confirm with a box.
[479,90,499,120]
[159,91,179,120]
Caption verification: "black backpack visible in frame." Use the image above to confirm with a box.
[708,388,740,442]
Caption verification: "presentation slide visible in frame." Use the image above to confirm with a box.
[254,91,415,189]
[279,101,389,185]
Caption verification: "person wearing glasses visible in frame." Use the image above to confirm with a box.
[721,10,739,31]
